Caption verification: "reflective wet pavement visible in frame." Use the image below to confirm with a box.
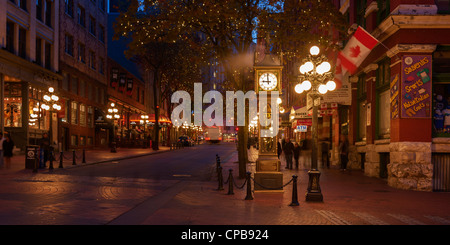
[0,143,449,227]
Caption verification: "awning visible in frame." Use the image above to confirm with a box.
[289,106,311,121]
[129,114,172,125]
[148,114,172,123]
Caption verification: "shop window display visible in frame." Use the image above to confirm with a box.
[433,85,450,136]
[4,99,22,127]
[4,82,23,127]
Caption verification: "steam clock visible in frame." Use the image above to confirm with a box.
[253,51,283,191]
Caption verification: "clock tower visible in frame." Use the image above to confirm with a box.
[253,49,284,191]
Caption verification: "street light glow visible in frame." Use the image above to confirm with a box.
[302,80,312,91]
[316,61,331,74]
[310,46,320,55]
[318,84,328,94]
[295,83,304,94]
[326,81,336,91]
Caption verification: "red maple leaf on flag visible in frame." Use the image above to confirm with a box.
[349,45,361,58]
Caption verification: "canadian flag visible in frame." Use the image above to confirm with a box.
[334,56,344,89]
[338,26,379,75]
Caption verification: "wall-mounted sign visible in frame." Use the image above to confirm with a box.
[401,55,432,118]
[297,125,308,132]
[390,74,399,119]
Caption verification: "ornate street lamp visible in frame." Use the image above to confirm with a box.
[140,114,149,148]
[296,46,336,202]
[41,87,61,170]
[107,102,120,153]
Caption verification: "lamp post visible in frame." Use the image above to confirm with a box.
[296,46,336,202]
[140,114,149,148]
[107,102,120,153]
[41,87,61,170]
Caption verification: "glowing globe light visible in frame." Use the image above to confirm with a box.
[277,98,282,104]
[326,81,336,91]
[318,84,328,94]
[310,46,320,56]
[302,80,312,91]
[303,62,314,73]
[316,61,331,74]
[48,87,54,93]
[295,83,304,94]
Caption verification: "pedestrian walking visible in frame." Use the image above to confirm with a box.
[39,133,51,168]
[0,132,4,168]
[2,134,14,169]
[339,134,349,171]
[321,140,330,168]
[284,138,294,170]
[293,142,301,169]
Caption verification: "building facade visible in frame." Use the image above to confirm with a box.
[0,0,61,150]
[341,0,450,191]
[58,0,108,150]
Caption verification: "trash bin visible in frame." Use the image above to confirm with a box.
[25,145,39,169]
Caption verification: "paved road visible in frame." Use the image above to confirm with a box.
[0,143,235,225]
[0,142,449,242]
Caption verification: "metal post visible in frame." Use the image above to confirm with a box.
[59,151,63,168]
[245,172,253,200]
[227,169,234,195]
[290,175,299,206]
[82,148,86,163]
[306,93,323,202]
[217,166,224,191]
[72,150,76,165]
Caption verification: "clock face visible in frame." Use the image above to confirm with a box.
[259,72,278,91]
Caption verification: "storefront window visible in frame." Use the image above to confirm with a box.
[4,82,23,127]
[378,90,390,137]
[29,99,48,130]
[357,74,367,141]
[4,98,22,127]
[71,101,78,124]
[377,58,391,139]
[432,46,450,137]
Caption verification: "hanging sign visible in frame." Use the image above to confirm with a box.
[401,55,432,118]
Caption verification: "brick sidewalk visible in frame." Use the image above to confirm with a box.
[139,146,450,225]
[0,146,170,175]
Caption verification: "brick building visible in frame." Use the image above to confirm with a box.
[58,0,108,150]
[338,0,450,191]
[0,0,61,150]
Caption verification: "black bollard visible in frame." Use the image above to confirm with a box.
[82,149,86,163]
[59,151,64,168]
[217,166,224,191]
[245,172,253,200]
[72,150,76,165]
[289,175,300,206]
[227,169,234,195]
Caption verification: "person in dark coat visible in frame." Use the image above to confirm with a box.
[277,140,282,159]
[321,140,330,168]
[339,134,349,171]
[39,133,51,166]
[283,138,294,170]
[3,134,14,169]
[293,142,301,169]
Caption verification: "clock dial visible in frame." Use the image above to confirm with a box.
[259,72,278,91]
